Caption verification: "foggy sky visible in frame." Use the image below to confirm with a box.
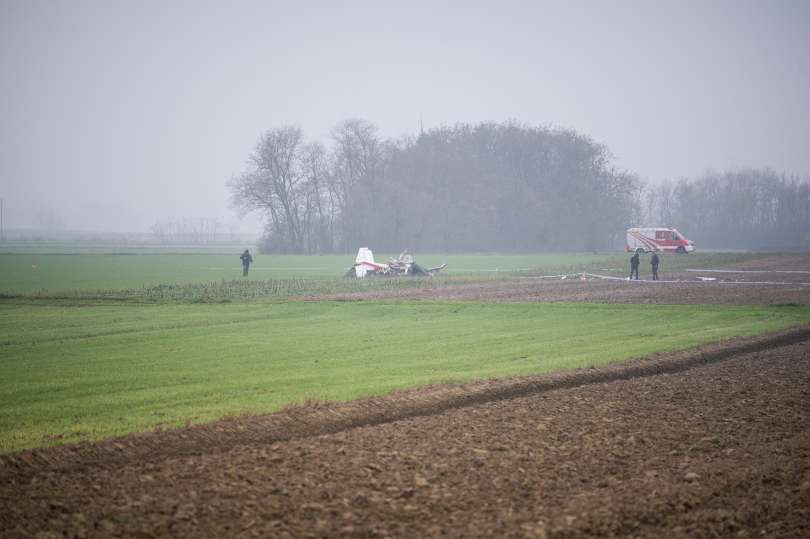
[1,0,808,233]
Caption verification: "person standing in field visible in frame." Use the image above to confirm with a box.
[651,252,660,281]
[629,252,640,280]
[240,249,253,277]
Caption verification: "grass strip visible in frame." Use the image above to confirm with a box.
[0,251,764,295]
[2,300,809,453]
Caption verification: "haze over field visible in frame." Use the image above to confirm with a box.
[1,0,809,235]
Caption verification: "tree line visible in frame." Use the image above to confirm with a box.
[229,120,639,253]
[641,169,810,250]
[230,119,809,253]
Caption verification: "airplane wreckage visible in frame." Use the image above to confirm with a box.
[344,248,447,278]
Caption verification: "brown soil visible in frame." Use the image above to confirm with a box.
[2,253,809,538]
[723,253,810,271]
[309,277,810,305]
[304,253,810,305]
[2,328,810,538]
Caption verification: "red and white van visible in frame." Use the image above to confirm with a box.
[626,227,695,254]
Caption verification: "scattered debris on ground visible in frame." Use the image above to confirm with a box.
[345,248,447,278]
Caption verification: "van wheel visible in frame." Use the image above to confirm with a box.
[635,248,645,254]
[676,246,686,254]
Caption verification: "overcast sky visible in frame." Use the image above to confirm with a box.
[1,0,808,233]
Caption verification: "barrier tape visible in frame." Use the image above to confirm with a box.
[686,269,810,274]
[515,272,810,286]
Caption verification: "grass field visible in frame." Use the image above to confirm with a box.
[0,247,792,454]
[2,299,809,453]
[0,249,763,295]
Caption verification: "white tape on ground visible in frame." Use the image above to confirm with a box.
[582,272,682,283]
[686,269,810,274]
[582,272,810,286]
[715,281,810,286]
[514,274,577,280]
[455,268,537,272]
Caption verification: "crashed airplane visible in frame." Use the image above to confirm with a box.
[344,248,447,278]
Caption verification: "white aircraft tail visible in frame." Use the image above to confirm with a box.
[354,247,376,277]
[355,247,375,265]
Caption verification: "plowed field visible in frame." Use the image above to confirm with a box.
[2,254,809,538]
[2,330,809,538]
[307,253,810,305]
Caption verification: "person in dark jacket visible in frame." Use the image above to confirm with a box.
[651,252,660,281]
[240,249,253,277]
[629,252,640,280]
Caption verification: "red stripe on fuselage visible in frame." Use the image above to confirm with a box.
[360,261,386,270]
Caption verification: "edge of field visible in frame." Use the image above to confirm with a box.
[3,325,808,481]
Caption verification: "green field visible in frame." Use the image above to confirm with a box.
[2,299,809,453]
[0,248,763,295]
[0,247,796,454]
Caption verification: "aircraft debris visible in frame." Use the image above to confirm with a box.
[345,248,447,278]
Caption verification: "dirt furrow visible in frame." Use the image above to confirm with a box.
[3,330,809,538]
[3,328,808,483]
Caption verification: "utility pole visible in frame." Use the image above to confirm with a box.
[0,198,4,243]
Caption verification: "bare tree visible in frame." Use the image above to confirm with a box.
[645,169,810,249]
[330,119,384,251]
[230,126,308,252]
[300,142,334,253]
[230,120,651,253]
